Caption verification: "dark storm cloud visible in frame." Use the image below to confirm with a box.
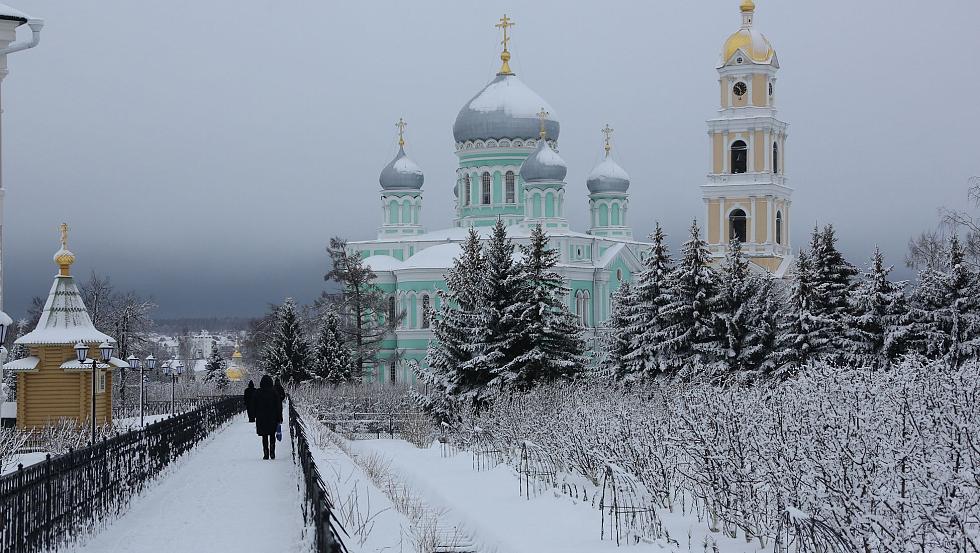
[2,0,977,317]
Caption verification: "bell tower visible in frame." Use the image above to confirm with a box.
[702,0,792,274]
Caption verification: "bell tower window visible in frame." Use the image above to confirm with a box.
[729,208,747,243]
[776,211,783,245]
[773,142,779,174]
[481,172,491,205]
[731,140,747,174]
[464,175,471,206]
[505,171,516,204]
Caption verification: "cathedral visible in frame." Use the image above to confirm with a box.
[349,1,793,383]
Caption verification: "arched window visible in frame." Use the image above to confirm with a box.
[505,171,516,204]
[773,142,779,174]
[576,290,591,328]
[776,211,783,245]
[598,203,609,227]
[421,294,431,329]
[389,199,400,224]
[464,175,471,206]
[388,296,396,322]
[729,208,747,243]
[389,361,397,384]
[481,172,491,205]
[731,140,747,174]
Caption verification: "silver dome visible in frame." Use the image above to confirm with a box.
[379,145,424,191]
[453,74,559,144]
[520,139,567,183]
[587,153,630,194]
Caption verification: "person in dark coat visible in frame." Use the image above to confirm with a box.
[253,375,282,460]
[243,380,256,422]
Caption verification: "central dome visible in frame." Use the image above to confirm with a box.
[453,74,559,144]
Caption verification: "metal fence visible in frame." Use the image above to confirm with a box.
[288,400,348,553]
[110,396,227,420]
[0,395,243,553]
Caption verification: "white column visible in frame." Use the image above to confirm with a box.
[766,196,774,245]
[722,132,730,173]
[748,128,755,173]
[718,198,726,245]
[749,196,756,249]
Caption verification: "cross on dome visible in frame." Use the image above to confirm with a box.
[396,117,407,147]
[537,108,550,139]
[601,124,614,155]
[495,14,515,76]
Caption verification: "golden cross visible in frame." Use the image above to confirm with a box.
[396,117,407,147]
[537,108,549,139]
[59,222,69,249]
[601,124,614,155]
[496,14,515,52]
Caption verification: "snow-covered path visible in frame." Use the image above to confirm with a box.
[71,416,305,553]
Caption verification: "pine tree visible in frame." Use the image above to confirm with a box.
[656,220,722,376]
[623,222,673,378]
[848,247,911,368]
[310,310,355,383]
[810,225,859,361]
[775,249,831,376]
[744,274,782,377]
[203,340,230,388]
[605,281,639,382]
[713,238,758,378]
[262,298,311,383]
[505,224,586,389]
[2,320,30,401]
[419,227,485,418]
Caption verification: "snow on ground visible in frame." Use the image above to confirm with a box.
[352,439,765,553]
[1,451,48,476]
[70,415,305,553]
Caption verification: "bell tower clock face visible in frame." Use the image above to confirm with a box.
[733,82,747,97]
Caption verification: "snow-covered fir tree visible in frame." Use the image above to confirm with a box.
[605,281,638,382]
[744,274,782,377]
[911,235,980,368]
[505,224,585,389]
[848,247,912,368]
[810,225,859,362]
[419,227,485,418]
[203,340,230,388]
[623,222,673,378]
[656,220,722,376]
[713,238,759,378]
[310,310,355,383]
[775,249,830,376]
[468,219,525,407]
[263,298,311,383]
[1,320,30,401]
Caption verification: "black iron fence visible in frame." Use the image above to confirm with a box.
[288,400,348,553]
[0,395,243,553]
[111,396,227,420]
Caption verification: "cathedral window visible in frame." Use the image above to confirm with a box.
[421,294,431,329]
[389,361,397,384]
[729,208,748,243]
[773,142,779,174]
[388,296,396,322]
[575,290,591,328]
[731,140,748,174]
[481,172,491,205]
[776,211,783,245]
[505,171,516,203]
[464,175,471,206]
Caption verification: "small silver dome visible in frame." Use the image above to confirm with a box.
[379,145,424,191]
[587,152,630,194]
[520,139,567,183]
[453,74,559,143]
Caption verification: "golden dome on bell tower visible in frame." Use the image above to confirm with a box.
[722,0,775,64]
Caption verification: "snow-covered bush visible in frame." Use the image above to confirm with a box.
[448,360,980,552]
[0,427,30,473]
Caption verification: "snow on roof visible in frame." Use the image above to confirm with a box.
[3,356,39,372]
[1,402,15,418]
[401,243,462,270]
[16,274,115,346]
[352,225,610,245]
[61,356,128,371]
[597,243,626,268]
[0,3,29,22]
[363,255,404,272]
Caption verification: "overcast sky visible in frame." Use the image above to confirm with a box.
[1,0,977,318]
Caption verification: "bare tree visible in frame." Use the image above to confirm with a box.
[909,176,980,269]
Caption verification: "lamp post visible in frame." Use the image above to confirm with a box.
[75,340,114,441]
[163,359,184,415]
[0,309,11,399]
[134,354,155,426]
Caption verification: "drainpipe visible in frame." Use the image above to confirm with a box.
[0,17,43,312]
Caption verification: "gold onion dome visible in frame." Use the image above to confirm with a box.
[723,1,775,63]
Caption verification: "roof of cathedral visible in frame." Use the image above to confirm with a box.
[519,139,567,182]
[379,145,424,191]
[587,151,630,194]
[453,73,560,144]
[722,1,774,64]
[0,4,29,23]
[16,231,116,346]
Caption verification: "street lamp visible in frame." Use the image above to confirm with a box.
[141,355,155,426]
[75,340,114,441]
[163,359,184,415]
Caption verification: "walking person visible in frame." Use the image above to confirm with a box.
[253,375,282,460]
[243,380,256,422]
